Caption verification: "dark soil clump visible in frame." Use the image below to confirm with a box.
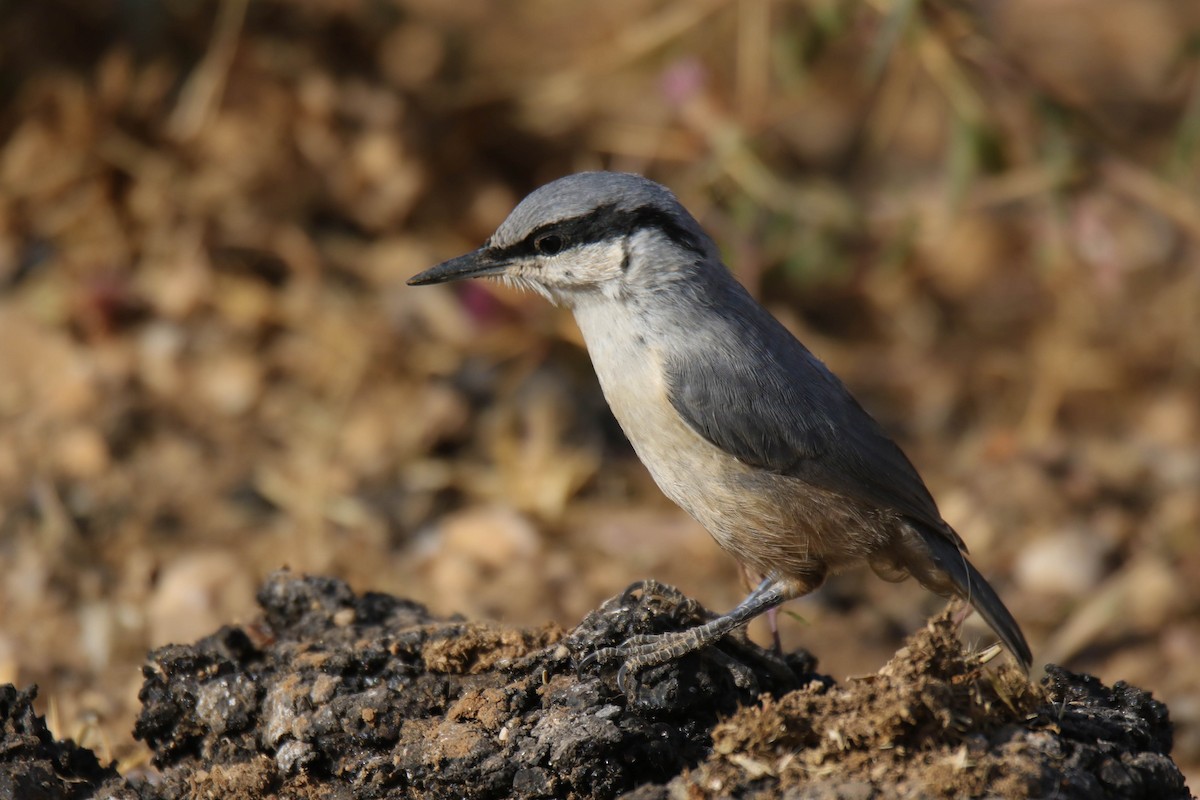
[0,685,125,799]
[1,572,1192,799]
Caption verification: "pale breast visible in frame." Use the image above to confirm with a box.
[573,301,728,509]
[572,301,893,580]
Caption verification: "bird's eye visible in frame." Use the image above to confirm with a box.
[534,234,564,256]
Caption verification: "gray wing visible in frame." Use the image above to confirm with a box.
[664,301,956,541]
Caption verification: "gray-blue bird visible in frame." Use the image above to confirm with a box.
[408,172,1033,691]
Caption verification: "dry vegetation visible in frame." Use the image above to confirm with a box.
[0,0,1198,791]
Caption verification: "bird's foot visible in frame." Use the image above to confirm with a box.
[576,578,798,699]
[580,627,722,697]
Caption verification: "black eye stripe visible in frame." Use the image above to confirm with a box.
[489,203,704,261]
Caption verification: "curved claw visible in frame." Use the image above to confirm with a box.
[619,580,646,604]
[615,662,637,697]
[577,637,664,697]
[619,579,658,605]
[578,633,683,698]
[576,644,621,676]
[615,649,669,698]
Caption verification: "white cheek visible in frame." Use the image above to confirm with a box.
[554,241,625,285]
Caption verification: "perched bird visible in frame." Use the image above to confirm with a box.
[408,172,1033,691]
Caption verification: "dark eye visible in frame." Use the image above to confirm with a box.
[534,234,564,256]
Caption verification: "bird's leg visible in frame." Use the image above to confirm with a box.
[949,597,972,627]
[740,564,783,654]
[582,578,794,695]
[765,606,782,654]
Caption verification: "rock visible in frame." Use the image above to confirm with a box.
[147,550,258,647]
[1014,527,1109,597]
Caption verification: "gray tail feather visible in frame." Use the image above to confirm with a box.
[921,530,1033,672]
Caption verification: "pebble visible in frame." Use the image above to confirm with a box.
[148,551,257,647]
[196,353,262,416]
[54,425,110,480]
[1014,527,1108,597]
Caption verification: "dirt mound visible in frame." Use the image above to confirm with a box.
[0,572,1190,799]
[0,685,125,799]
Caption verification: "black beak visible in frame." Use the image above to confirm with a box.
[407,248,509,286]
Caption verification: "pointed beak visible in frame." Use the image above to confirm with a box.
[407,248,509,286]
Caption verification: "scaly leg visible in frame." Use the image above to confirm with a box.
[740,564,783,653]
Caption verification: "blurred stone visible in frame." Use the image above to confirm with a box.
[1014,527,1108,598]
[379,24,445,90]
[297,71,336,118]
[359,235,434,286]
[1045,556,1184,665]
[123,151,177,226]
[344,132,424,231]
[354,131,404,179]
[0,312,99,418]
[0,117,81,198]
[438,506,540,571]
[138,320,187,397]
[212,275,276,331]
[148,551,258,647]
[1140,392,1197,449]
[338,80,402,129]
[341,382,468,473]
[141,253,211,319]
[473,373,601,521]
[773,81,864,166]
[986,0,1194,116]
[96,47,133,111]
[920,213,1009,298]
[467,183,519,241]
[420,506,546,619]
[54,424,110,480]
[196,353,262,416]
[936,488,999,555]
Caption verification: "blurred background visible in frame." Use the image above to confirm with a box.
[0,0,1198,784]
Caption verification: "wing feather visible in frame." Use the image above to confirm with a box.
[664,292,958,544]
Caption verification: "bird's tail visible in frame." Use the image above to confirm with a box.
[910,527,1033,672]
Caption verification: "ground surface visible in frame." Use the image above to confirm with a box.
[0,573,1191,798]
[1,0,1199,796]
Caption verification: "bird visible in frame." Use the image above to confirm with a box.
[407,171,1033,692]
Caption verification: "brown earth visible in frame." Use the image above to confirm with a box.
[1,0,1199,797]
[0,572,1190,798]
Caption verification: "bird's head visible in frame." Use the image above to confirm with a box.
[407,172,715,307]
